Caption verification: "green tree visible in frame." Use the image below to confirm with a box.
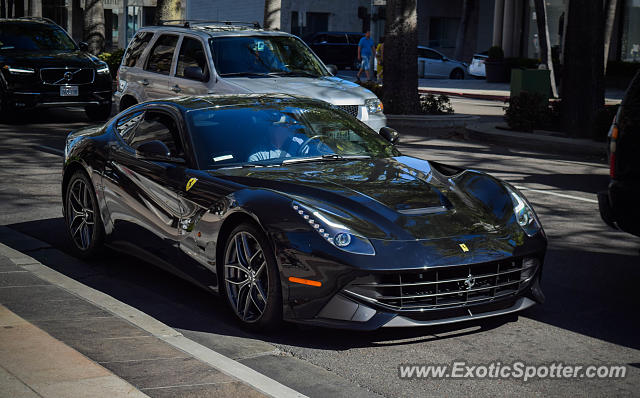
[154,0,183,25]
[383,0,419,114]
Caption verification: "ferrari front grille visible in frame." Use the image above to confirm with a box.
[40,68,95,85]
[337,105,359,118]
[344,258,539,311]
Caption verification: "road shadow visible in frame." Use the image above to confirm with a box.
[4,217,640,351]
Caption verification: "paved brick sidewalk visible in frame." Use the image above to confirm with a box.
[0,252,267,398]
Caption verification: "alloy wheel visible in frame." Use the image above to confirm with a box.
[66,178,96,250]
[224,231,270,323]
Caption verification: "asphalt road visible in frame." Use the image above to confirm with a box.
[1,106,639,397]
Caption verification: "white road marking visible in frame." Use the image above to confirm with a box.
[0,237,307,398]
[515,185,598,204]
[36,145,64,156]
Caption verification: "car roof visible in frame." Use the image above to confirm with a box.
[140,94,331,113]
[136,23,295,40]
[0,17,58,26]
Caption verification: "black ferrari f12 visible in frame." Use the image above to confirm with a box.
[62,94,547,330]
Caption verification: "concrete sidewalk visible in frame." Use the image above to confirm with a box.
[0,305,148,398]
[0,240,274,398]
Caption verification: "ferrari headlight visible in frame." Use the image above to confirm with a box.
[505,185,541,237]
[3,65,35,75]
[365,98,383,114]
[292,201,375,255]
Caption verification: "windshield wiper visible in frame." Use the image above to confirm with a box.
[269,70,320,78]
[282,154,370,165]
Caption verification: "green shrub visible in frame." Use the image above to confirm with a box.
[419,93,454,115]
[487,46,504,60]
[504,92,551,132]
[98,48,125,78]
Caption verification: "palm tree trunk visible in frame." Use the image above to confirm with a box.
[533,0,558,98]
[263,0,281,30]
[454,0,473,61]
[383,0,419,115]
[154,0,183,25]
[562,0,605,137]
[603,0,618,74]
[83,0,105,55]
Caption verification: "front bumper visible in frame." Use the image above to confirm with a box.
[4,89,112,109]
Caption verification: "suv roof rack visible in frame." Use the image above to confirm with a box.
[158,19,261,30]
[14,16,57,24]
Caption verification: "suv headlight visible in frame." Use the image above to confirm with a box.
[505,184,541,237]
[3,65,35,75]
[96,62,110,74]
[292,201,375,255]
[365,98,383,115]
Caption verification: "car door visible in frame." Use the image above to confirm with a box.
[425,49,448,78]
[102,106,220,288]
[169,35,211,96]
[140,33,180,99]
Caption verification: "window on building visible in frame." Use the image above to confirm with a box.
[306,12,329,36]
[428,17,459,49]
[291,11,301,36]
[622,3,640,62]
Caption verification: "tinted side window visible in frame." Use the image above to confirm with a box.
[123,32,153,67]
[116,111,144,141]
[426,50,442,60]
[126,111,183,158]
[313,34,328,44]
[347,34,364,44]
[145,35,179,75]
[176,37,209,81]
[327,34,347,44]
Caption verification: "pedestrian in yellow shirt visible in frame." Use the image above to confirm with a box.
[375,37,384,84]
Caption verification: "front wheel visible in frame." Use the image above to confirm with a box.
[63,171,105,258]
[450,68,465,80]
[222,223,282,330]
[85,101,112,122]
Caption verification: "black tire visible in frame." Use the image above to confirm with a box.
[85,101,113,122]
[221,222,282,330]
[450,68,465,80]
[63,170,105,259]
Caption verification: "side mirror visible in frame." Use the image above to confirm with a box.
[136,140,171,159]
[442,56,449,62]
[78,41,89,52]
[379,127,400,145]
[325,64,338,76]
[184,66,205,81]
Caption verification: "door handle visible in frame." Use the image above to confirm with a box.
[140,79,149,86]
[172,85,182,93]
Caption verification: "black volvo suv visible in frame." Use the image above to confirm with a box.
[0,17,112,121]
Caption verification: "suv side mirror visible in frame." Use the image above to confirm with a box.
[326,64,338,76]
[78,41,89,52]
[184,66,205,81]
[379,127,400,145]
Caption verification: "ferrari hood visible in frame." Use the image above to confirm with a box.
[211,156,515,241]
[219,76,377,105]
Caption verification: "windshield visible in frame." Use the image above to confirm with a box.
[210,35,327,77]
[186,103,399,169]
[0,22,77,52]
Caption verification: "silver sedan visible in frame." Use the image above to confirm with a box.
[417,46,467,79]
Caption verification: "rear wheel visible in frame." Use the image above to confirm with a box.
[222,223,282,330]
[450,68,465,80]
[63,171,105,258]
[85,101,112,121]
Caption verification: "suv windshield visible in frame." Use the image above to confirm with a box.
[0,22,77,52]
[210,36,328,77]
[186,103,398,169]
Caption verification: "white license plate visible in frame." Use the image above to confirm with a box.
[60,85,79,96]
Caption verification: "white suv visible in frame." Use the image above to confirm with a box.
[115,22,386,131]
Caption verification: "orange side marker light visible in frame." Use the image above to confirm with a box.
[288,277,322,287]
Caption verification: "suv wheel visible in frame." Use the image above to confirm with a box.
[85,101,112,122]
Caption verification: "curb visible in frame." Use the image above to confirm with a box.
[465,122,607,157]
[0,227,306,398]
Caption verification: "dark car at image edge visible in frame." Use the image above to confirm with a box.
[0,17,112,121]
[598,70,640,237]
[61,94,547,331]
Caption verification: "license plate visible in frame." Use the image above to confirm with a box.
[60,85,78,96]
